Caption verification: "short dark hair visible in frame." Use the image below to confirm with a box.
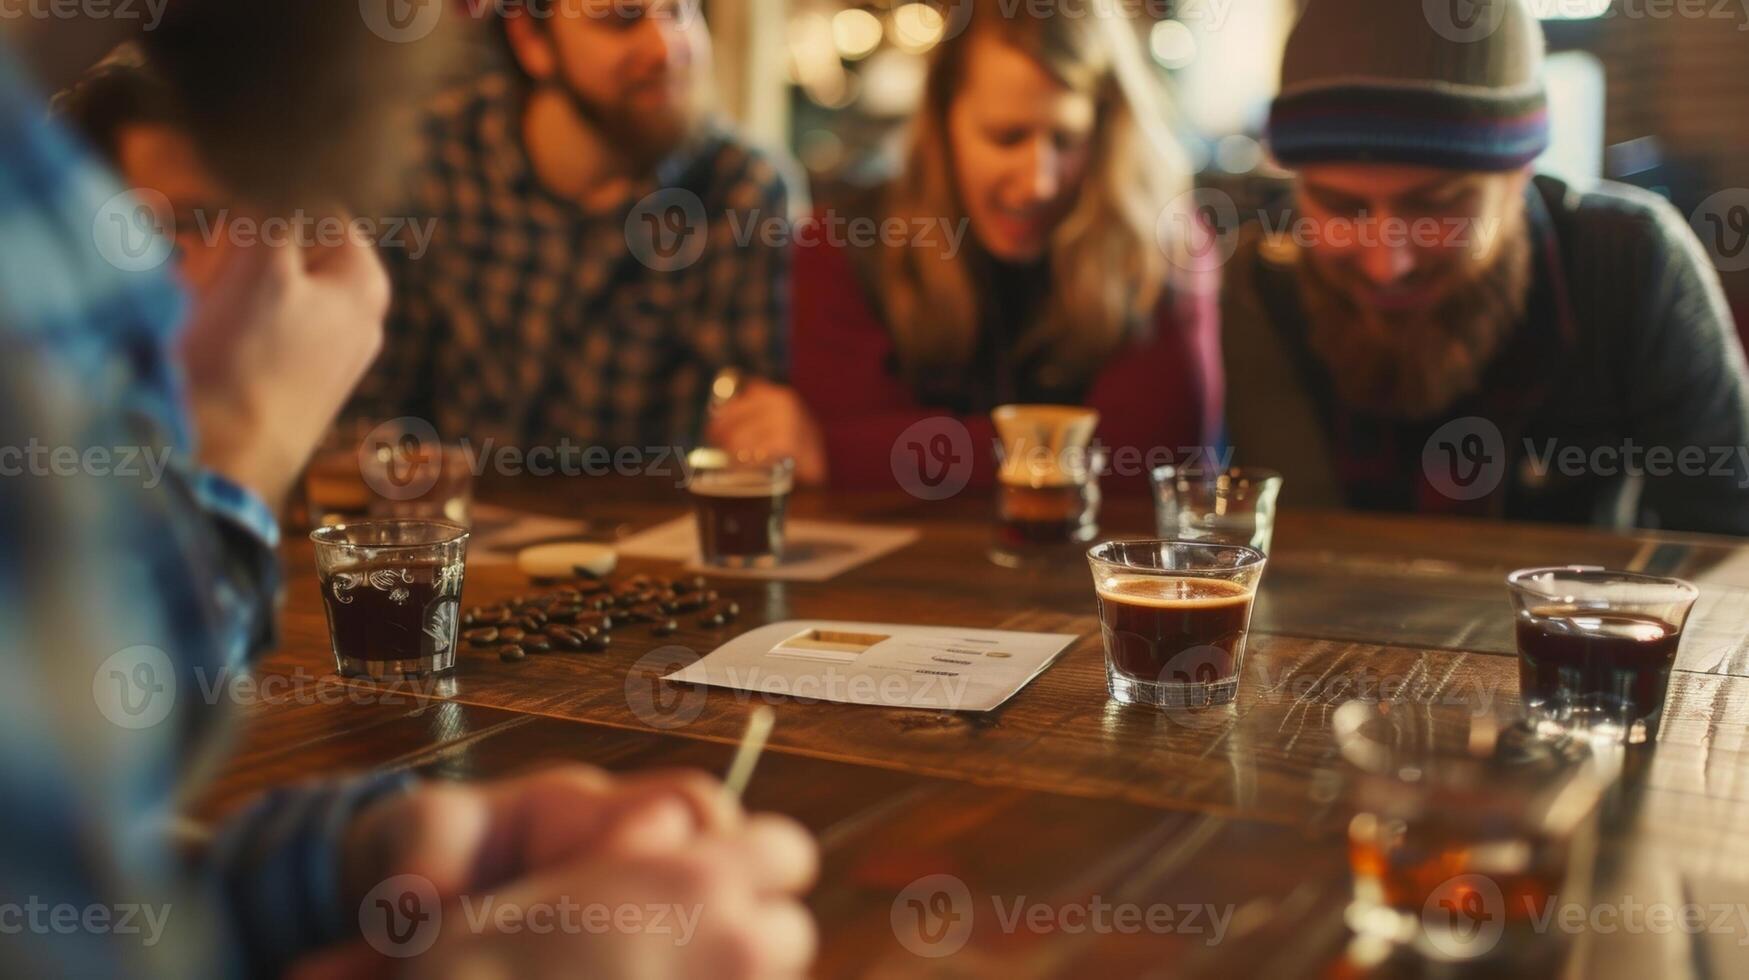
[55,63,183,165]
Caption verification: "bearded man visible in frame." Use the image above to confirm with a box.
[356,0,807,461]
[0,3,817,976]
[1223,0,1749,535]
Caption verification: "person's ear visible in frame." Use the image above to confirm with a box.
[504,14,558,82]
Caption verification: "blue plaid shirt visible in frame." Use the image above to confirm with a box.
[354,71,790,449]
[0,44,408,976]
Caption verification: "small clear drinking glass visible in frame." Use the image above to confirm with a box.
[1086,539,1266,708]
[1335,701,1615,967]
[1149,466,1283,554]
[686,450,795,569]
[311,519,469,679]
[1506,566,1699,744]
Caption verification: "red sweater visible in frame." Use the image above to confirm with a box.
[792,235,1224,495]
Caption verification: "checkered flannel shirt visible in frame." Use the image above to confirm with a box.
[356,71,791,451]
[1,42,409,978]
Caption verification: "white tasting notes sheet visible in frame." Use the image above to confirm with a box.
[663,620,1078,712]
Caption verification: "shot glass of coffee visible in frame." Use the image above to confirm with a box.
[990,404,1103,567]
[1335,701,1614,965]
[1150,466,1283,554]
[1086,539,1266,708]
[311,519,470,679]
[1507,566,1699,744]
[686,451,794,569]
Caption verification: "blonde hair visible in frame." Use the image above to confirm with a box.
[876,0,1191,390]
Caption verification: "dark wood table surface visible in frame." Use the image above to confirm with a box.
[192,479,1749,978]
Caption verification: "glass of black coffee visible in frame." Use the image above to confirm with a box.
[1086,539,1267,708]
[311,519,470,679]
[687,452,794,569]
[1507,566,1699,744]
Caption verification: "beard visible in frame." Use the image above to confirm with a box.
[1296,220,1534,421]
[558,77,695,170]
[138,1,461,211]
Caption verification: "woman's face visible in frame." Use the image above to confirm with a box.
[946,34,1096,265]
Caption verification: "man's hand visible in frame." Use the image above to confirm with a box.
[704,379,828,486]
[179,217,389,511]
[297,766,818,979]
[338,767,751,903]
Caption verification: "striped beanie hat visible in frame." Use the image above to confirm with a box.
[1267,0,1549,172]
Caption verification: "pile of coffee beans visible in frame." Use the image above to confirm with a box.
[461,571,739,664]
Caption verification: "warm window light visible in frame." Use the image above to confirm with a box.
[890,3,946,55]
[832,8,884,61]
[1149,20,1197,70]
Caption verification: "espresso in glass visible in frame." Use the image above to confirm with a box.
[1087,541,1265,708]
[688,457,793,568]
[310,520,469,679]
[996,482,1098,548]
[1506,567,1698,743]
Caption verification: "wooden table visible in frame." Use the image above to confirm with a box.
[194,479,1749,978]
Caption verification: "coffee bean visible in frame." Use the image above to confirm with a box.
[626,603,664,623]
[699,610,727,628]
[523,634,553,653]
[581,631,611,652]
[545,626,586,651]
[701,589,720,604]
[547,604,582,624]
[498,627,526,644]
[653,618,679,637]
[572,578,608,593]
[674,593,708,612]
[464,627,499,646]
[720,601,740,621]
[520,612,547,630]
[498,645,526,662]
[474,607,509,626]
[674,575,708,594]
